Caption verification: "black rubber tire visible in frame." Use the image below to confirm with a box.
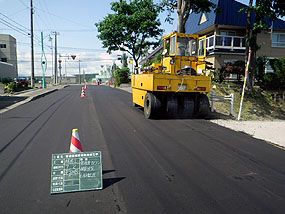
[144,93,161,119]
[197,94,210,118]
[182,96,194,118]
[167,96,178,118]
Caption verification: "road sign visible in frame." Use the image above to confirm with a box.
[50,151,102,194]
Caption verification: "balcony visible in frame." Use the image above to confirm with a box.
[206,35,246,52]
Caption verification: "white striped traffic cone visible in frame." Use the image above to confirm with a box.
[81,87,86,98]
[69,129,83,153]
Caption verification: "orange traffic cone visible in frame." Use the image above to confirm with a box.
[81,87,86,97]
[69,129,83,153]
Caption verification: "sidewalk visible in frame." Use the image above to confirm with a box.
[0,85,68,114]
[114,84,285,149]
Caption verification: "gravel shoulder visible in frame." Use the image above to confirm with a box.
[115,84,285,149]
[210,120,285,148]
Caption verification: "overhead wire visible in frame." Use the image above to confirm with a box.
[34,7,93,29]
[0,12,30,32]
[16,0,29,9]
[0,19,30,38]
[42,0,57,29]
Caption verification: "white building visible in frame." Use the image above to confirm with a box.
[0,34,18,80]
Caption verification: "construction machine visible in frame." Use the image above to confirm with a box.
[131,32,211,119]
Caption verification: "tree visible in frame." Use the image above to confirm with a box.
[114,67,130,87]
[95,0,163,71]
[162,0,217,33]
[240,0,285,93]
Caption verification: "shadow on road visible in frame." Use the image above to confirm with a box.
[103,177,126,189]
[0,96,27,109]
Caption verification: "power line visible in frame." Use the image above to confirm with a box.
[34,1,53,31]
[17,0,29,8]
[0,19,30,37]
[34,7,92,29]
[42,0,57,29]
[0,13,41,43]
[0,12,30,31]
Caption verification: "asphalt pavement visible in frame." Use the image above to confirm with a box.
[0,85,284,214]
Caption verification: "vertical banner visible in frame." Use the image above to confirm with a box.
[238,50,252,121]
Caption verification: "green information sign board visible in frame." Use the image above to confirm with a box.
[50,151,102,194]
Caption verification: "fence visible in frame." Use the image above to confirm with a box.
[211,92,235,116]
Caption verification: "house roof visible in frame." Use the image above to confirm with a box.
[185,0,285,34]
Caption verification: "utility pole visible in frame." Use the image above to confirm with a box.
[49,36,53,82]
[30,0,35,87]
[83,69,85,83]
[79,60,81,84]
[52,32,59,84]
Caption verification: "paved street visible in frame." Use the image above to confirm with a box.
[0,85,284,214]
[0,96,27,109]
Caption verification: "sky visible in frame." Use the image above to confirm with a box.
[0,0,250,77]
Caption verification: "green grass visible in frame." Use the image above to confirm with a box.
[209,84,285,121]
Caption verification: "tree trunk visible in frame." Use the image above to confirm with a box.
[245,0,254,93]
[177,0,183,33]
[177,13,184,33]
[134,59,139,74]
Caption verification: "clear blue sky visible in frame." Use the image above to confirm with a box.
[0,0,251,77]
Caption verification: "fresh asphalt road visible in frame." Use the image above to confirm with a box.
[0,85,284,214]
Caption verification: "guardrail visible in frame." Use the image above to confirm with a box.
[211,92,235,116]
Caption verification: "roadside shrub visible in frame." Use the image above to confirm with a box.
[114,67,130,87]
[5,82,17,91]
[259,58,285,90]
[271,58,285,88]
[214,60,244,83]
[256,56,266,84]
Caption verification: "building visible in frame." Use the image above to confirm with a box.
[185,0,285,72]
[140,0,285,75]
[0,34,18,80]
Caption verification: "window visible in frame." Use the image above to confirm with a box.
[170,36,176,55]
[198,38,205,57]
[221,31,235,36]
[177,37,195,56]
[272,33,285,47]
[1,58,8,62]
[220,31,235,47]
[0,44,7,48]
[265,59,274,73]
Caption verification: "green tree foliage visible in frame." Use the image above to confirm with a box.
[256,57,285,89]
[162,0,217,33]
[239,0,285,92]
[114,67,130,87]
[95,0,163,69]
[256,56,267,84]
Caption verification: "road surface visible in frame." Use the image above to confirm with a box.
[0,85,284,213]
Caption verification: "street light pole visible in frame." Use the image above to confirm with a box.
[79,60,81,84]
[51,31,59,84]
[49,36,53,83]
[30,0,35,87]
